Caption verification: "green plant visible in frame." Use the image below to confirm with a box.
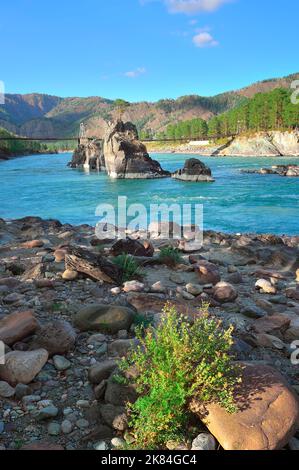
[133,313,154,329]
[113,253,143,283]
[120,303,241,449]
[158,246,183,268]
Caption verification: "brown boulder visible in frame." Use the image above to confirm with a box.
[190,363,299,450]
[253,315,291,336]
[0,349,49,386]
[0,311,38,346]
[21,240,44,249]
[30,320,76,356]
[196,260,221,285]
[111,238,154,257]
[213,282,238,304]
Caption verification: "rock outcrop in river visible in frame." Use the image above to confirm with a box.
[103,120,170,179]
[172,158,215,182]
[68,139,105,171]
[242,164,299,177]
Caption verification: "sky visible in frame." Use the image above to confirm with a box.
[0,0,298,102]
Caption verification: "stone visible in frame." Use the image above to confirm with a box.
[69,138,104,170]
[196,260,221,285]
[100,404,128,431]
[88,359,117,384]
[0,381,15,398]
[284,317,299,342]
[289,437,299,450]
[169,273,185,285]
[61,419,73,434]
[123,280,144,293]
[53,355,71,371]
[21,240,44,249]
[241,304,265,319]
[172,158,215,182]
[111,437,126,448]
[30,320,76,356]
[253,315,291,335]
[15,383,31,400]
[54,249,67,262]
[74,304,135,334]
[255,334,285,350]
[37,406,59,420]
[35,279,55,289]
[108,339,138,357]
[151,281,167,293]
[191,433,216,451]
[76,418,89,429]
[111,287,121,295]
[227,271,243,284]
[190,363,299,450]
[296,269,299,283]
[255,279,277,295]
[213,282,238,304]
[186,283,203,296]
[286,288,299,301]
[105,377,137,406]
[111,238,154,257]
[87,333,106,345]
[0,349,49,386]
[0,310,38,346]
[48,422,61,436]
[62,269,78,281]
[3,293,24,304]
[103,120,169,179]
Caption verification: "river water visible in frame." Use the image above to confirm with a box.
[0,153,298,235]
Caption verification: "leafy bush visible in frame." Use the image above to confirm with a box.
[120,303,240,449]
[113,253,143,283]
[158,246,182,268]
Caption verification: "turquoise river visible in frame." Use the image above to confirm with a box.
[0,153,298,235]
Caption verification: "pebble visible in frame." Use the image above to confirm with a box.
[111,437,126,448]
[37,406,59,420]
[76,400,90,409]
[61,419,73,434]
[95,441,107,450]
[62,269,78,281]
[111,287,121,295]
[53,355,71,371]
[191,433,216,451]
[289,437,299,450]
[76,418,89,429]
[47,422,61,436]
[186,283,203,296]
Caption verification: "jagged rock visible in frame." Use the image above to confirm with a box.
[74,304,135,334]
[0,349,49,386]
[103,120,170,179]
[243,164,299,177]
[172,158,215,182]
[0,311,38,346]
[190,363,299,450]
[29,320,77,356]
[68,139,105,170]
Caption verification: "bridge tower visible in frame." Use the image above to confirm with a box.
[79,122,88,145]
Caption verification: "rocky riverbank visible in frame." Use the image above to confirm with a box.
[0,217,299,450]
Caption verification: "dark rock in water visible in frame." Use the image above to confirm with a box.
[68,139,105,170]
[103,120,170,179]
[242,165,299,177]
[172,158,215,182]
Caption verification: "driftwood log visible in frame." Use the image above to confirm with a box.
[65,246,122,285]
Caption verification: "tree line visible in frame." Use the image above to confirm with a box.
[140,88,299,140]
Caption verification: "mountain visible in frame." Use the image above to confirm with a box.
[0,72,297,139]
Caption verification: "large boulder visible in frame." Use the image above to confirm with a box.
[0,310,38,346]
[0,349,49,386]
[111,238,154,257]
[68,139,105,170]
[196,260,221,285]
[190,363,299,450]
[172,158,215,182]
[29,320,77,356]
[213,282,238,303]
[74,304,135,334]
[103,120,170,179]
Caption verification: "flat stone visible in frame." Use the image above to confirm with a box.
[255,334,285,350]
[253,315,291,335]
[53,355,71,371]
[0,349,49,386]
[74,304,135,334]
[0,310,38,346]
[190,363,299,450]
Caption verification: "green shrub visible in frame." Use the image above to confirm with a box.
[158,246,183,267]
[113,253,143,283]
[120,303,241,449]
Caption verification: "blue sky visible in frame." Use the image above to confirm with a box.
[0,0,298,101]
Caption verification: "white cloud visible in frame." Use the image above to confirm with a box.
[141,0,231,15]
[193,31,219,47]
[124,67,147,78]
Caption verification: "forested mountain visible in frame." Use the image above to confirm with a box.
[0,73,297,139]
